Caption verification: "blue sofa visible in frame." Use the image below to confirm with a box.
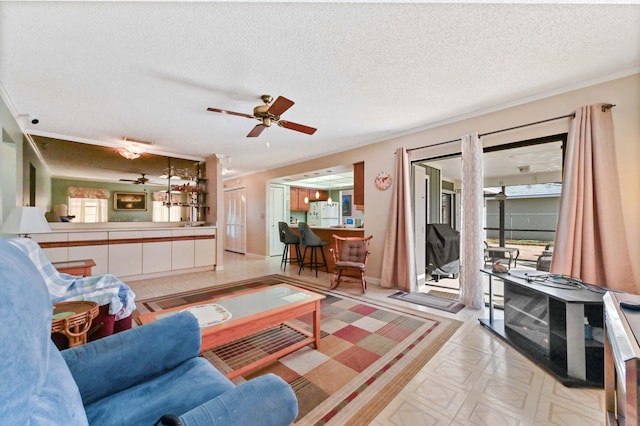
[0,239,298,425]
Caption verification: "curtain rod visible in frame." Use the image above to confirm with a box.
[406,104,615,153]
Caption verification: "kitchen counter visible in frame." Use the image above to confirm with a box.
[48,222,214,232]
[287,226,367,275]
[289,224,364,231]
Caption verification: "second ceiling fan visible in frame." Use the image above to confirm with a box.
[207,94,317,138]
[119,173,149,184]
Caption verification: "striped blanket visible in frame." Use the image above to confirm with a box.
[8,238,136,320]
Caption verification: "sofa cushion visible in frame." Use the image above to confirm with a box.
[0,240,88,424]
[85,357,235,425]
[63,312,203,405]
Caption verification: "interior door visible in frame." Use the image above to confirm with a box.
[224,187,246,254]
[412,164,428,286]
[269,185,286,256]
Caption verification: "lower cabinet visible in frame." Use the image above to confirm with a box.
[142,230,172,274]
[33,232,69,263]
[194,228,216,267]
[108,231,143,277]
[69,232,109,275]
[33,227,216,278]
[172,229,195,270]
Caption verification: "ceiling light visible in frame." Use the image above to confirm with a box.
[118,148,141,160]
[118,138,149,160]
[124,143,145,155]
[304,175,309,204]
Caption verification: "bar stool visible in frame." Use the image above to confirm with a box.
[278,222,301,271]
[297,222,329,277]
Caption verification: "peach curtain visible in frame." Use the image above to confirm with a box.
[460,133,485,309]
[381,147,417,292]
[67,186,110,199]
[550,104,634,293]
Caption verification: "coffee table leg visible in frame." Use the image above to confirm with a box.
[313,300,321,349]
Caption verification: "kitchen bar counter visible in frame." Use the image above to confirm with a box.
[288,225,366,274]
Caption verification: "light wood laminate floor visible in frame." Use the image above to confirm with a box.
[128,251,605,426]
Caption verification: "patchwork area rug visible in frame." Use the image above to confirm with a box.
[135,275,462,425]
[388,290,465,314]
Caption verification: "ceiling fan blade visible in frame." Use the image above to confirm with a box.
[247,124,266,138]
[268,96,294,116]
[279,120,317,135]
[119,179,137,182]
[207,107,254,119]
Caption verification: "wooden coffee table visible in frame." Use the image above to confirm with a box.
[138,284,325,378]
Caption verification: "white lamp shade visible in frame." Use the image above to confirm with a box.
[1,207,52,235]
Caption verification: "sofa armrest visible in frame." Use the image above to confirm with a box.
[62,312,201,405]
[179,374,298,426]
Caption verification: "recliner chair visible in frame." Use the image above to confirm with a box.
[0,239,298,425]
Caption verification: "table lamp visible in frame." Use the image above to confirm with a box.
[1,206,52,237]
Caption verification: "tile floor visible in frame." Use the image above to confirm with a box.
[128,252,606,426]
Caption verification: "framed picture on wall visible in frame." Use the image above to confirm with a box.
[114,192,147,211]
[342,194,352,216]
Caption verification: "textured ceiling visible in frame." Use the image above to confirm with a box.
[1,2,639,183]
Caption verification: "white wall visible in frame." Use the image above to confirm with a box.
[0,94,23,226]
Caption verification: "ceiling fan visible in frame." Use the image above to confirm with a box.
[207,94,317,138]
[119,173,149,184]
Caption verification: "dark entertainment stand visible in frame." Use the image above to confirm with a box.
[479,269,605,388]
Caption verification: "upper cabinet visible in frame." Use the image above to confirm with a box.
[353,161,364,209]
[290,187,309,211]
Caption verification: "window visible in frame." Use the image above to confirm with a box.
[68,198,108,223]
[152,201,182,222]
[151,191,184,222]
[66,186,110,223]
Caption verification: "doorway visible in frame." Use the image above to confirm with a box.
[412,134,566,293]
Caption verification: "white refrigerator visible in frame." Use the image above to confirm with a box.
[307,202,339,227]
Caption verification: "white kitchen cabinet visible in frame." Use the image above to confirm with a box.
[108,231,143,277]
[68,232,109,275]
[142,230,172,274]
[194,228,216,267]
[32,232,69,262]
[171,228,195,270]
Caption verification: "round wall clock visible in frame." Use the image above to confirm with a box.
[375,172,392,191]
